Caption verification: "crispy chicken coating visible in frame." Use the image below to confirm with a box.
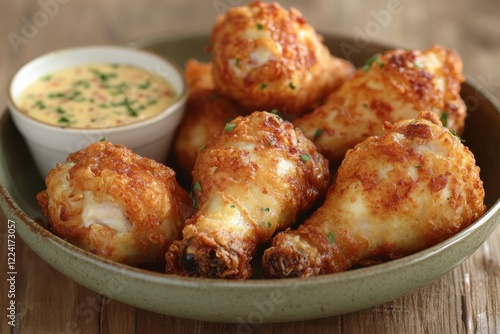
[166,111,330,279]
[294,45,466,162]
[37,141,194,266]
[210,1,355,117]
[171,59,240,184]
[263,111,485,278]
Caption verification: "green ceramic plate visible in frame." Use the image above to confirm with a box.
[1,34,500,323]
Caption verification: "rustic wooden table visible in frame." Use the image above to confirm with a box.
[1,1,499,333]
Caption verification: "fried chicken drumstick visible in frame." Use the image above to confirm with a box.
[294,45,466,162]
[171,59,239,184]
[210,1,354,117]
[37,141,194,266]
[263,111,485,278]
[166,111,330,279]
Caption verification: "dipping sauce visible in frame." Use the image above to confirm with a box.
[16,63,177,128]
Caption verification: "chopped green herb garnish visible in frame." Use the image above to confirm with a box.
[58,116,70,124]
[362,54,384,72]
[414,61,424,69]
[48,92,66,98]
[99,137,107,142]
[147,99,158,105]
[55,107,66,114]
[289,82,296,89]
[260,83,267,89]
[269,109,281,120]
[90,68,117,82]
[126,106,138,117]
[300,154,311,162]
[138,80,151,90]
[48,90,82,101]
[73,79,90,89]
[230,204,236,208]
[328,232,335,244]
[35,101,46,109]
[104,82,128,95]
[362,102,369,109]
[193,181,202,192]
[116,97,139,117]
[190,181,202,209]
[269,139,276,146]
[189,192,198,209]
[450,129,465,142]
[199,145,205,151]
[224,123,236,131]
[267,222,271,227]
[41,75,52,81]
[440,112,449,127]
[235,58,240,66]
[261,207,270,212]
[313,128,323,141]
[415,165,422,168]
[256,23,264,30]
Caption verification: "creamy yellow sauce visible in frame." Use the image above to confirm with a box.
[17,63,177,128]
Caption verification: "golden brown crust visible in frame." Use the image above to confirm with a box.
[37,141,194,266]
[263,111,485,278]
[166,111,330,279]
[294,45,466,162]
[210,1,355,117]
[171,60,240,184]
[183,59,215,92]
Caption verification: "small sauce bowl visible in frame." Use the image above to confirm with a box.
[7,45,187,177]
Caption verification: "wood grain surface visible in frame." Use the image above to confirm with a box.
[1,1,499,333]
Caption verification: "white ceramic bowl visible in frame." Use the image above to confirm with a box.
[6,45,187,177]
